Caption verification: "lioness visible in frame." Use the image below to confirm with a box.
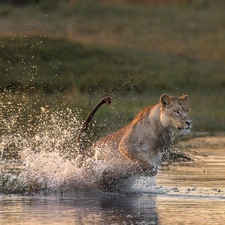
[81,94,192,189]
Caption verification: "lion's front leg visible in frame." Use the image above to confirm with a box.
[137,163,159,176]
[118,124,161,177]
[119,146,159,177]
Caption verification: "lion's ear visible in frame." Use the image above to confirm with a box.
[180,95,189,103]
[160,94,171,107]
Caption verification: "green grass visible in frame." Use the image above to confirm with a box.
[0,0,225,134]
[1,37,225,95]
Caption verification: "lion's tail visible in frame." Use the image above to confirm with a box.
[75,96,112,154]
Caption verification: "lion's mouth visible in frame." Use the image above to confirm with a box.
[178,126,191,134]
[178,127,190,130]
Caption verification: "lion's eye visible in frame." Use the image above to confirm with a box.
[174,110,180,115]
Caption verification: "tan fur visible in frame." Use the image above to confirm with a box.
[90,94,192,184]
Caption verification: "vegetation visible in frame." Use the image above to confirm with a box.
[0,0,225,135]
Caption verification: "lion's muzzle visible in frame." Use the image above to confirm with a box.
[178,119,192,134]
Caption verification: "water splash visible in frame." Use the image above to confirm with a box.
[0,109,102,193]
[0,95,157,194]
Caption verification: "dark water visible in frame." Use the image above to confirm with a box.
[1,136,225,225]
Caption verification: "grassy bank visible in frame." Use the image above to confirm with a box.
[2,36,224,94]
[0,0,225,134]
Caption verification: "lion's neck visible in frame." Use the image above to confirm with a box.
[149,104,174,148]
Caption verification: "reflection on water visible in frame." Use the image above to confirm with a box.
[1,192,225,225]
[0,193,158,225]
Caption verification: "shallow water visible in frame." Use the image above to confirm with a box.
[156,136,225,225]
[1,136,225,224]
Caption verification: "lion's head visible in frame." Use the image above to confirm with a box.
[159,94,192,135]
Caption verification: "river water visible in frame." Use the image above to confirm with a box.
[1,135,225,225]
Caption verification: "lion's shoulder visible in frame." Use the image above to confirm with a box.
[131,104,159,126]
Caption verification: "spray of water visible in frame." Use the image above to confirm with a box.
[0,94,156,194]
